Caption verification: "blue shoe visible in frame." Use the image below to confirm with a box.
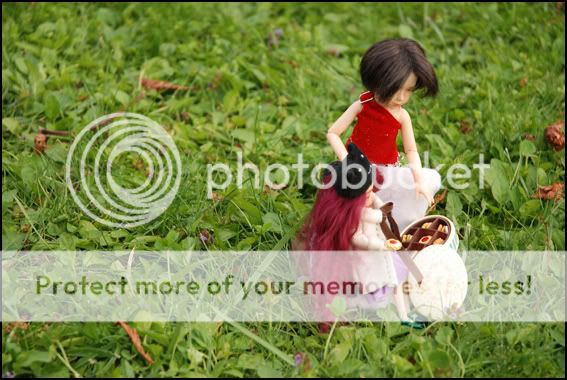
[401,320,427,329]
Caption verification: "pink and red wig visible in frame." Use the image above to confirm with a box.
[294,167,384,322]
[298,167,383,251]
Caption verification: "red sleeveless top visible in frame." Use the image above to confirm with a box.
[346,91,401,165]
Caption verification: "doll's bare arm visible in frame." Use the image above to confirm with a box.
[327,101,363,160]
[400,109,424,184]
[401,110,434,204]
[353,231,385,250]
[361,207,382,224]
[367,237,387,250]
[352,226,369,249]
[353,217,388,250]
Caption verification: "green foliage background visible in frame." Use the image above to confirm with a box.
[2,2,565,377]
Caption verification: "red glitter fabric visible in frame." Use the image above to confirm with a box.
[346,91,401,165]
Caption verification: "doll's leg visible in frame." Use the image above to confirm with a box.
[375,165,442,231]
[393,285,409,321]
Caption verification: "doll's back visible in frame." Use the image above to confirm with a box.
[346,91,401,166]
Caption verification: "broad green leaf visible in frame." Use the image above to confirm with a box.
[187,347,206,367]
[428,349,451,368]
[519,199,541,217]
[446,192,463,217]
[519,140,536,157]
[257,363,282,378]
[398,24,414,39]
[78,220,102,241]
[44,94,60,120]
[262,212,283,234]
[231,129,255,143]
[327,296,347,317]
[223,89,239,113]
[14,350,52,368]
[114,90,130,106]
[435,326,454,346]
[330,341,351,363]
[2,231,25,251]
[2,117,20,134]
[44,143,67,163]
[391,354,414,372]
[231,197,262,225]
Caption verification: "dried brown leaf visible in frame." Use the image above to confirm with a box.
[460,120,472,134]
[34,133,47,154]
[3,322,30,333]
[519,77,528,87]
[427,188,448,212]
[210,192,224,202]
[544,121,565,151]
[532,182,564,202]
[39,128,70,137]
[116,321,155,364]
[141,77,189,91]
[523,133,536,141]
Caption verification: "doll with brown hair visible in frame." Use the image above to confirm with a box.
[327,38,442,232]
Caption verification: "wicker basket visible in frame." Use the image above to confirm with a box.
[401,215,467,320]
[400,214,459,252]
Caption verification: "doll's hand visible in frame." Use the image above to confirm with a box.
[415,181,434,205]
[367,236,386,251]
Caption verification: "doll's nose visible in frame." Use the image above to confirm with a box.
[397,90,411,103]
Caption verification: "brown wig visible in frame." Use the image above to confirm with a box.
[360,38,438,102]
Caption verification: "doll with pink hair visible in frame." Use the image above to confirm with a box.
[296,143,424,329]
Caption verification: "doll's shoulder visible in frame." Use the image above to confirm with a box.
[398,107,413,128]
[400,107,411,121]
[349,99,363,113]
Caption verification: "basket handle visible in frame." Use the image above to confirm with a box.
[379,203,424,284]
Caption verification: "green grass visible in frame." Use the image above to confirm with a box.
[2,2,565,378]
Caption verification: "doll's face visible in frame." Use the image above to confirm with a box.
[387,72,417,108]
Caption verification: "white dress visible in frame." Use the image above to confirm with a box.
[373,164,442,232]
[350,205,399,290]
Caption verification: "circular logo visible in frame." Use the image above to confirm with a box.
[65,113,182,228]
